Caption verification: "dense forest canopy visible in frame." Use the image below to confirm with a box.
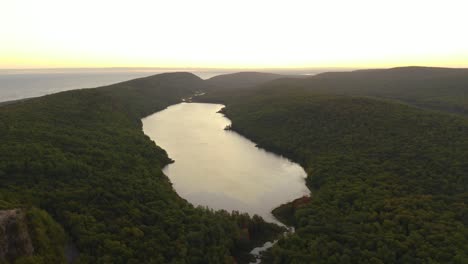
[0,72,282,263]
[198,67,468,263]
[1,66,467,263]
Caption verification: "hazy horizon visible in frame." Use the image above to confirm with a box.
[2,65,467,74]
[0,66,357,72]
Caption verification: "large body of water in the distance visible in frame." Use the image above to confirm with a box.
[142,102,309,223]
[0,69,230,103]
[0,68,336,103]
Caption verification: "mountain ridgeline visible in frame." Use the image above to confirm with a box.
[198,67,468,117]
[0,67,467,263]
[266,66,468,116]
[205,72,302,90]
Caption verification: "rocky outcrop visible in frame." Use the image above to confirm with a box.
[0,209,34,262]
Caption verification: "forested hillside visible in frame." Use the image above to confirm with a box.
[202,88,468,263]
[257,67,468,116]
[2,67,467,263]
[0,72,282,263]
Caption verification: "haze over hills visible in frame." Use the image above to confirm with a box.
[313,66,468,80]
[2,66,467,117]
[205,72,304,90]
[230,66,468,116]
[0,68,335,103]
[309,66,468,105]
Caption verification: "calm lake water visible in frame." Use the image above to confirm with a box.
[142,102,309,223]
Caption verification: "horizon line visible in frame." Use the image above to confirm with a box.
[2,65,468,72]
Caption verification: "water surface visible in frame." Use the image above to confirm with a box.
[0,68,330,103]
[0,69,228,102]
[142,102,309,223]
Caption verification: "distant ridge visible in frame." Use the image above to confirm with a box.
[313,66,468,80]
[206,71,302,90]
[109,71,205,88]
[246,66,468,116]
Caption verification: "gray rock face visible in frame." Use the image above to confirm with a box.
[0,209,34,262]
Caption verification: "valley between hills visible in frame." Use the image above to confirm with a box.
[0,67,467,263]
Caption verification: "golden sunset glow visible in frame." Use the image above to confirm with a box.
[1,0,468,69]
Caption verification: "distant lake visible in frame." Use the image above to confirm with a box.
[142,103,309,223]
[0,69,230,103]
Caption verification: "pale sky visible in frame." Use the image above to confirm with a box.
[1,0,467,69]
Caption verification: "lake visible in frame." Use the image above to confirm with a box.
[142,102,309,223]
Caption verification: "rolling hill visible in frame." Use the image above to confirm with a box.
[262,66,468,116]
[205,72,301,90]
